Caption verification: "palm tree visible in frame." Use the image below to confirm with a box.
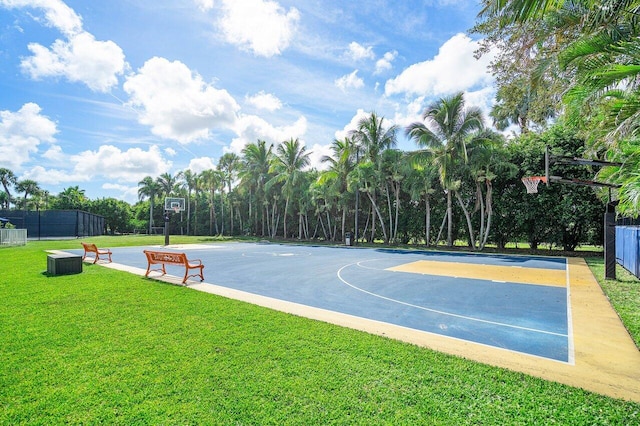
[55,186,89,210]
[348,160,389,243]
[0,191,8,211]
[320,137,357,240]
[350,112,398,243]
[405,153,438,246]
[218,153,241,235]
[381,149,408,244]
[157,172,179,199]
[351,112,398,165]
[138,176,160,234]
[0,168,17,209]
[406,92,484,247]
[200,169,223,235]
[178,170,199,235]
[240,140,273,236]
[466,130,516,250]
[191,173,202,235]
[15,179,41,211]
[269,138,311,238]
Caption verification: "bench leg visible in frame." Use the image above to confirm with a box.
[145,263,166,278]
[182,265,204,284]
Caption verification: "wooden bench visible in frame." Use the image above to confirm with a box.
[143,250,204,284]
[81,242,112,264]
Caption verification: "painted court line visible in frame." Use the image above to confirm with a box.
[387,260,567,287]
[337,261,567,338]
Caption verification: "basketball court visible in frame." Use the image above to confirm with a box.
[66,241,640,402]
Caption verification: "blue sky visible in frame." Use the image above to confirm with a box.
[0,0,496,203]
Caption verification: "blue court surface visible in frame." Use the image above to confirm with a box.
[75,242,571,363]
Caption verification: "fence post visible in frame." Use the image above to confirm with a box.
[604,211,616,280]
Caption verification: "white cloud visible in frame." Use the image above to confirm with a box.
[71,144,172,183]
[21,165,78,184]
[42,144,65,161]
[347,41,374,61]
[194,0,214,12]
[0,102,57,170]
[218,0,299,57]
[385,33,495,97]
[0,0,83,36]
[389,96,426,130]
[123,57,240,143]
[334,108,369,141]
[2,1,127,92]
[335,70,364,92]
[102,182,130,192]
[21,32,127,92]
[21,143,171,189]
[463,86,497,121]
[307,143,332,171]
[101,182,139,203]
[187,157,217,174]
[246,91,283,111]
[375,50,397,75]
[227,114,307,154]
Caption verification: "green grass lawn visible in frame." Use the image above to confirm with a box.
[1,236,639,424]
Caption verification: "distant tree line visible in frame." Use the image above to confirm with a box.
[0,93,607,251]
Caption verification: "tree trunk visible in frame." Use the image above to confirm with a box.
[446,190,453,247]
[476,182,485,247]
[424,196,431,247]
[366,191,388,244]
[454,190,476,250]
[393,182,400,243]
[283,196,289,238]
[385,182,393,242]
[480,181,493,250]
[435,210,447,246]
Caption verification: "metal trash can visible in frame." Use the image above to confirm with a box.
[345,232,352,246]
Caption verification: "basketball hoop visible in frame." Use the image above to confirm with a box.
[522,176,547,194]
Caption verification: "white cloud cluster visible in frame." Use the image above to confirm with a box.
[347,42,374,61]
[0,0,127,92]
[0,103,57,170]
[124,57,240,143]
[307,143,332,171]
[217,0,300,57]
[228,115,307,154]
[22,144,172,188]
[335,70,364,92]
[71,145,171,182]
[334,108,369,141]
[22,32,126,92]
[0,0,83,36]
[194,0,214,12]
[385,33,494,97]
[246,91,283,111]
[3,0,126,92]
[187,157,218,174]
[375,50,398,75]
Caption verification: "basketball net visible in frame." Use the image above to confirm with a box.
[522,176,547,194]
